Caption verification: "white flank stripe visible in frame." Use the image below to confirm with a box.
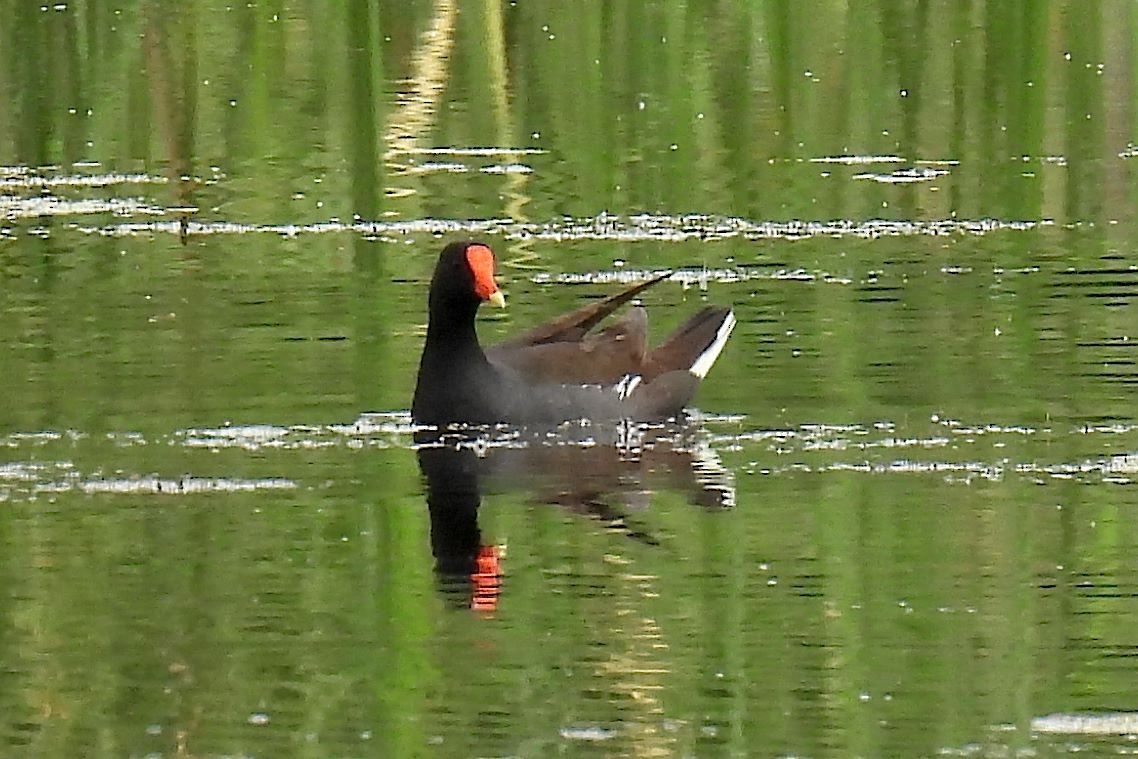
[689,311,736,379]
[614,374,642,400]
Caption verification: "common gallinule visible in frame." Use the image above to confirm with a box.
[411,241,736,425]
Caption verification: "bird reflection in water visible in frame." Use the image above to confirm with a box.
[415,420,734,612]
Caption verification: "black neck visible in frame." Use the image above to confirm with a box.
[423,292,488,368]
[427,290,478,336]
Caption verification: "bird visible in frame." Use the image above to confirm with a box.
[411,240,736,426]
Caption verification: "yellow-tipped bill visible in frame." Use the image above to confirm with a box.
[488,290,507,308]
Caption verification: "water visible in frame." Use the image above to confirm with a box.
[3,2,1138,757]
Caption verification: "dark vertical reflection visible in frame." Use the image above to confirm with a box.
[143,3,199,197]
[766,0,794,160]
[31,239,61,430]
[824,4,858,214]
[1006,1,1047,218]
[142,3,211,427]
[58,3,85,163]
[343,11,411,750]
[948,0,974,214]
[346,0,382,225]
[417,445,487,606]
[225,1,259,163]
[1063,0,1105,223]
[881,0,930,216]
[0,503,15,748]
[178,5,200,171]
[11,5,50,163]
[979,0,1014,212]
[85,234,128,437]
[706,4,757,216]
[345,0,388,413]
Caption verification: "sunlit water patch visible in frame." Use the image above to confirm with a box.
[478,163,534,174]
[808,155,960,166]
[391,146,543,177]
[0,165,173,221]
[529,266,855,287]
[854,166,952,183]
[78,476,296,495]
[394,146,548,156]
[75,213,1054,242]
[1031,712,1138,736]
[936,718,1138,759]
[2,195,167,220]
[0,170,167,190]
[177,413,413,450]
[0,456,294,501]
[810,155,909,165]
[403,161,534,175]
[406,160,469,174]
[708,416,1138,484]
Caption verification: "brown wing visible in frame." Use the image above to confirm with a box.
[488,307,648,385]
[491,271,671,350]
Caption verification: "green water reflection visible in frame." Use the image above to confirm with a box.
[3,2,1138,757]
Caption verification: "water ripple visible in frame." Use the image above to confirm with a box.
[396,146,547,156]
[0,171,167,190]
[1031,712,1138,735]
[853,167,951,183]
[530,267,854,287]
[2,196,166,220]
[810,155,908,165]
[78,476,296,494]
[3,414,1137,504]
[0,458,295,499]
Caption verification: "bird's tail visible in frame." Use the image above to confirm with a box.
[621,306,736,419]
[643,306,736,380]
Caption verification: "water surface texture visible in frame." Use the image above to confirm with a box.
[3,3,1138,757]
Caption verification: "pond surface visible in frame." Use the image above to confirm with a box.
[3,2,1138,757]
